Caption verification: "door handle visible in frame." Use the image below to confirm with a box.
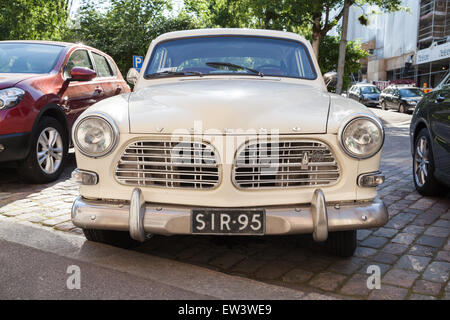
[435,94,445,103]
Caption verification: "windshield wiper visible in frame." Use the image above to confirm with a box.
[206,62,264,77]
[144,70,203,79]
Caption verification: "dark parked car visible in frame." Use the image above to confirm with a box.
[410,73,450,195]
[0,40,130,183]
[380,85,424,113]
[347,84,381,107]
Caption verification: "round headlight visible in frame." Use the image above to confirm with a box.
[74,115,118,158]
[340,116,384,159]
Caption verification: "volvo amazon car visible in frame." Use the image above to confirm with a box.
[71,29,388,257]
[0,40,130,183]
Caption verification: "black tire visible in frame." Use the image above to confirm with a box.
[18,116,68,184]
[413,128,443,196]
[83,228,141,248]
[399,104,406,113]
[381,101,387,110]
[326,230,357,257]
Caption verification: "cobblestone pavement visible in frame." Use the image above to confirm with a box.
[0,112,449,300]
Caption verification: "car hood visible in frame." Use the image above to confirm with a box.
[403,96,422,102]
[128,79,330,134]
[0,73,39,89]
[363,93,380,99]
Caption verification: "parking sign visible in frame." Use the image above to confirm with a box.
[133,56,143,72]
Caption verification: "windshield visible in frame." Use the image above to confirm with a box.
[0,43,64,74]
[361,86,381,94]
[399,88,424,97]
[145,36,317,79]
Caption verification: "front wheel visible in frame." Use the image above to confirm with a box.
[326,230,357,257]
[18,116,67,184]
[381,101,387,110]
[82,228,141,248]
[399,104,407,113]
[413,128,443,196]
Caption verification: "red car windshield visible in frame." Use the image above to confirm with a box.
[0,43,64,74]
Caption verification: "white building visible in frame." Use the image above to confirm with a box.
[347,0,450,88]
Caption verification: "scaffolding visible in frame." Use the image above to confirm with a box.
[418,0,450,49]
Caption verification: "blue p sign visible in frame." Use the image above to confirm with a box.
[133,56,144,72]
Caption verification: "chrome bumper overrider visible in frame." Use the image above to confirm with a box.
[71,188,388,242]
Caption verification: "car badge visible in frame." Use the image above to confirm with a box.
[301,152,309,169]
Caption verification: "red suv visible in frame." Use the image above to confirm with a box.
[0,40,130,183]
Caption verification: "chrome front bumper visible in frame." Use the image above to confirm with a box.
[72,188,388,242]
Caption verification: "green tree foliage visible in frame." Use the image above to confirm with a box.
[0,0,70,40]
[319,36,368,91]
[66,0,201,74]
[184,0,373,89]
[185,0,402,59]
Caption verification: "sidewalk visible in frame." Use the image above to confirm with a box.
[0,216,331,300]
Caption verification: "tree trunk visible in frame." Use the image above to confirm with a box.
[312,34,321,60]
[311,15,322,60]
[336,0,350,94]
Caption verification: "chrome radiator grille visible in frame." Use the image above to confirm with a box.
[115,141,220,189]
[233,140,340,189]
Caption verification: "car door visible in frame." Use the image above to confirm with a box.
[61,48,105,129]
[348,86,355,100]
[392,89,401,110]
[380,89,388,106]
[90,51,126,98]
[382,88,390,108]
[428,84,450,182]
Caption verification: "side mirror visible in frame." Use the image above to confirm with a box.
[323,71,337,88]
[70,67,96,81]
[127,68,140,85]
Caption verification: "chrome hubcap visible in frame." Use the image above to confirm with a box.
[37,127,63,174]
[414,136,430,187]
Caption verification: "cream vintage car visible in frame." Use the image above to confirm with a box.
[71,28,387,257]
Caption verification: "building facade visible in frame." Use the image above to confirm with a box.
[347,0,450,88]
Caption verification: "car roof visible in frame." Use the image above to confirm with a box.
[0,40,101,52]
[385,85,419,90]
[152,28,309,44]
[353,83,376,87]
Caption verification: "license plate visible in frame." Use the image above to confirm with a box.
[192,209,265,235]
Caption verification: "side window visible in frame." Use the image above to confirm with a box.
[107,57,117,76]
[92,52,114,78]
[64,50,93,78]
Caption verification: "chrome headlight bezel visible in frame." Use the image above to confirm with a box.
[0,87,26,110]
[73,113,119,158]
[338,115,384,159]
